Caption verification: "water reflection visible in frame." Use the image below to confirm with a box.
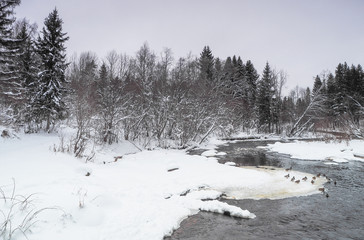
[216,141,284,168]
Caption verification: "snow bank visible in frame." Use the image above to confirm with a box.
[263,140,364,163]
[201,149,227,157]
[0,133,325,240]
[198,200,255,218]
[224,161,236,166]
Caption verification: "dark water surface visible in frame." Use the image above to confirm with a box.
[167,140,364,240]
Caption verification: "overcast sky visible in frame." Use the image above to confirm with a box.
[15,0,364,93]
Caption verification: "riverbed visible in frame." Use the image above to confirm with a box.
[167,140,364,239]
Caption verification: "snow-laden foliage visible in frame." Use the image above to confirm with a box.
[0,0,22,106]
[32,8,69,131]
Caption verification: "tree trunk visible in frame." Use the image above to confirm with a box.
[46,115,50,132]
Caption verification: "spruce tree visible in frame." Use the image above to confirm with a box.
[15,19,40,124]
[222,56,233,81]
[244,60,259,110]
[232,55,237,67]
[223,57,233,73]
[281,96,295,124]
[221,56,233,95]
[334,63,349,115]
[34,8,69,130]
[198,46,214,82]
[347,64,363,123]
[325,73,337,127]
[232,56,246,99]
[356,65,364,105]
[0,0,22,106]
[313,75,323,94]
[213,57,223,82]
[257,62,274,132]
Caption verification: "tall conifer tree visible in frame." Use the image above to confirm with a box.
[313,75,323,94]
[33,8,69,130]
[232,56,246,99]
[198,46,214,82]
[257,62,274,132]
[0,0,22,106]
[15,20,40,124]
[245,60,259,110]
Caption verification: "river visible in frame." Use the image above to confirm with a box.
[166,140,364,240]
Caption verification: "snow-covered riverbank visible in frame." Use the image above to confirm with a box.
[1,132,326,240]
[263,140,364,164]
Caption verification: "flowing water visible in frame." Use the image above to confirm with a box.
[167,140,364,240]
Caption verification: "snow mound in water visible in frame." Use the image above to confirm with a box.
[201,149,227,157]
[225,161,236,166]
[199,200,256,218]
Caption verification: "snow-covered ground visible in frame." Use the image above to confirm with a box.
[1,130,326,240]
[263,140,364,164]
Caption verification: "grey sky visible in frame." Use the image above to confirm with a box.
[15,0,364,93]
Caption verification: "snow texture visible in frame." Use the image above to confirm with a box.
[201,149,227,157]
[263,140,364,163]
[0,131,326,240]
[224,161,236,166]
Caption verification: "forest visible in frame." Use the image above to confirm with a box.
[1,1,364,156]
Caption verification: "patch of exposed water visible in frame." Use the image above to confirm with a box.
[167,140,364,239]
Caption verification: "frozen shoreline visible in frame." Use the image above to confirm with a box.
[1,132,328,240]
[263,140,364,163]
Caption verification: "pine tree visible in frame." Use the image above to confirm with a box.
[347,64,363,123]
[334,62,349,115]
[223,57,233,74]
[281,96,295,124]
[257,62,274,132]
[232,55,237,67]
[232,56,246,99]
[356,65,364,105]
[0,0,22,106]
[221,56,233,95]
[14,19,40,124]
[325,73,337,126]
[198,46,214,82]
[222,56,233,81]
[244,60,259,110]
[213,57,223,82]
[313,75,322,94]
[33,8,69,130]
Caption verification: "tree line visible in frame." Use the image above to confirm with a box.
[1,1,68,131]
[1,1,363,155]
